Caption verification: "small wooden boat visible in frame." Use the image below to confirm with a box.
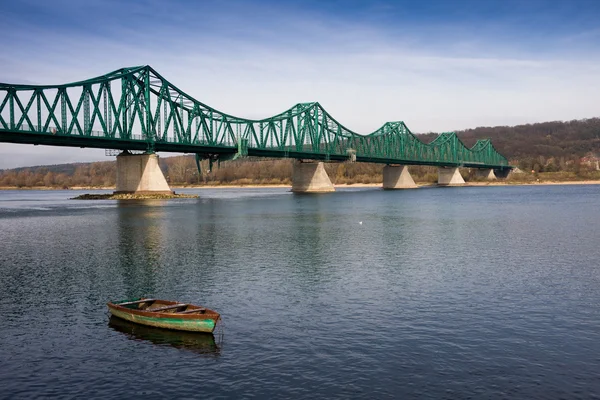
[107,298,220,333]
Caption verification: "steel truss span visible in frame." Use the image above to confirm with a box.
[0,66,509,169]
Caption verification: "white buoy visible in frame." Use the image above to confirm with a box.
[359,221,363,225]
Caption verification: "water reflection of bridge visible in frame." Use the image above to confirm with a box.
[116,200,167,297]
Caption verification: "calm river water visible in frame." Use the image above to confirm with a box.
[1,185,600,399]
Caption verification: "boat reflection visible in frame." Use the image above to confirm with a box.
[108,316,222,356]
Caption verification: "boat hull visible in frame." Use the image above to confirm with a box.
[107,300,219,333]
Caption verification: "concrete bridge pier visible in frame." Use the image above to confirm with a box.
[475,168,497,180]
[382,165,417,189]
[115,151,173,194]
[291,160,335,193]
[437,167,465,186]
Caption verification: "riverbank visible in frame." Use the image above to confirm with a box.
[166,180,600,188]
[462,180,600,186]
[3,180,600,191]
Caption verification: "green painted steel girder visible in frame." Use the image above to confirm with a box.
[0,66,510,168]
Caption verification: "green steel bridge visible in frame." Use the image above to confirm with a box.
[0,66,510,171]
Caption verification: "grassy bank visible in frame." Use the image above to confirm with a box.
[3,170,600,191]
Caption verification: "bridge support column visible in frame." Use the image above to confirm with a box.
[475,168,497,180]
[382,165,417,189]
[291,161,335,193]
[438,167,465,186]
[115,152,173,194]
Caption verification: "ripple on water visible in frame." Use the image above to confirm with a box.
[1,186,600,398]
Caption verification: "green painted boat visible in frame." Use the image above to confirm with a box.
[107,298,220,333]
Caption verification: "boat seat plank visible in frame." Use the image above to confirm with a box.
[146,304,188,312]
[176,308,206,314]
[116,299,156,306]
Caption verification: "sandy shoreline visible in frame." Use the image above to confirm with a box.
[2,180,600,191]
[461,180,600,186]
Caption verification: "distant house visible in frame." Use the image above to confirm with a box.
[580,155,600,170]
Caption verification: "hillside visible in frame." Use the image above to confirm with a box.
[1,117,599,188]
[458,118,600,159]
[414,118,600,160]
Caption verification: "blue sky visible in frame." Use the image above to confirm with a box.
[1,0,600,168]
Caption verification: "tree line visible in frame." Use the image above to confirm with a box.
[1,117,599,188]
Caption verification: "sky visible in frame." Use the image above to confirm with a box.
[1,0,600,168]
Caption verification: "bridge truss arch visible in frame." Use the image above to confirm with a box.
[0,66,509,169]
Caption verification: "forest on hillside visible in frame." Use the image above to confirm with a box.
[1,117,600,188]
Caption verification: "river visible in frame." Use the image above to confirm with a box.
[1,185,600,398]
